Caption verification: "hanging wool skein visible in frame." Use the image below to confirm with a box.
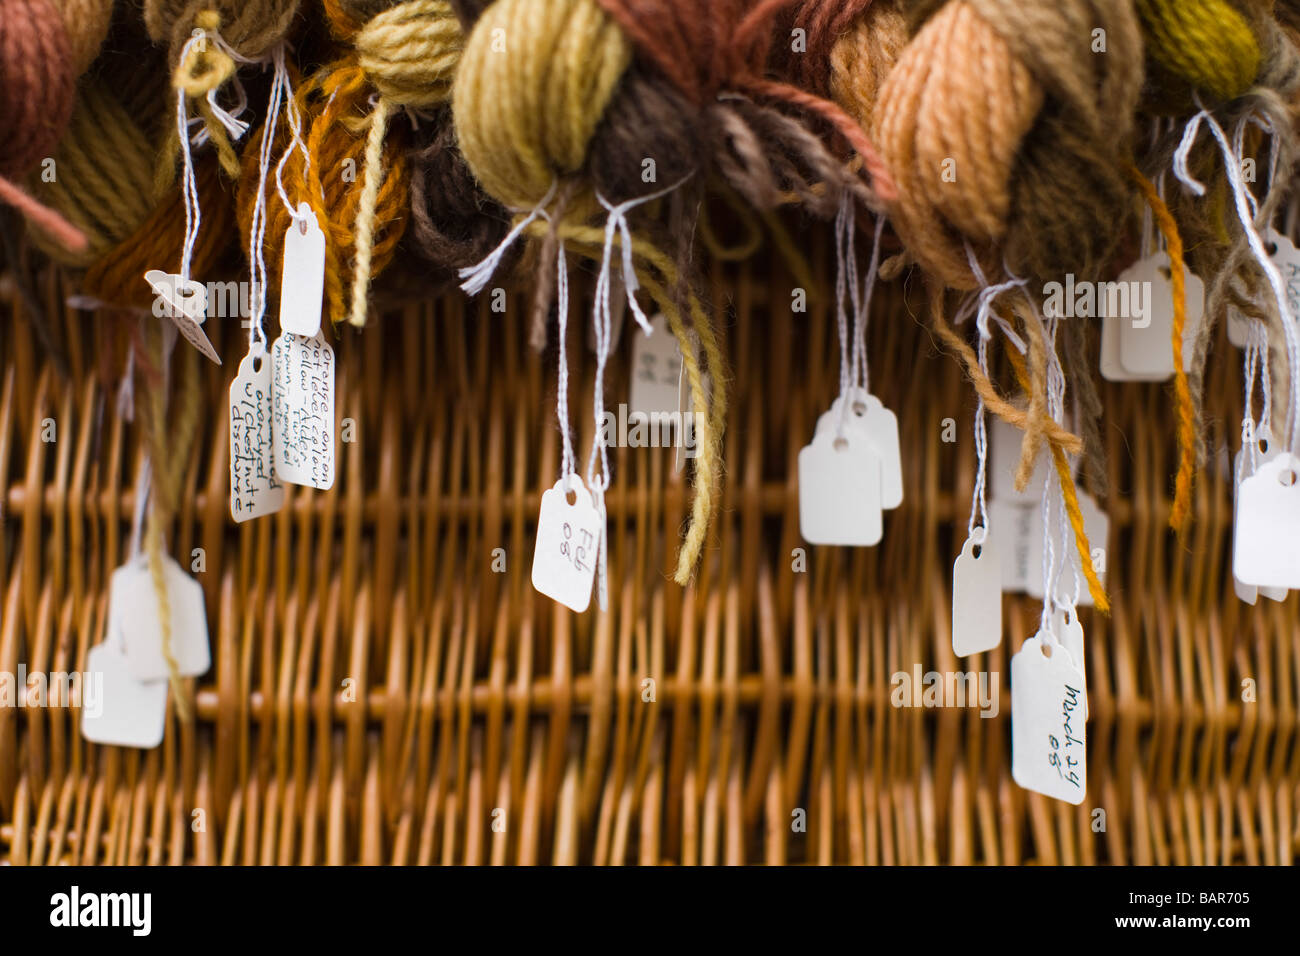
[239,0,460,326]
[453,0,744,586]
[1135,3,1300,533]
[0,0,93,252]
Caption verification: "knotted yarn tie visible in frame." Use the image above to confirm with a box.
[171,12,254,179]
[458,180,560,295]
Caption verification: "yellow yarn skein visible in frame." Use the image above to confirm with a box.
[452,0,631,211]
[1135,0,1260,101]
[340,0,463,325]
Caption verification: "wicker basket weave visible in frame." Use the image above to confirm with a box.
[0,239,1297,866]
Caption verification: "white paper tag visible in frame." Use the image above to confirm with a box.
[1233,452,1300,589]
[531,475,603,612]
[1231,430,1278,604]
[1272,233,1300,319]
[952,530,1001,656]
[144,269,221,365]
[272,331,336,490]
[798,428,883,546]
[1011,634,1087,804]
[81,641,169,749]
[630,313,680,419]
[814,389,902,509]
[229,344,285,522]
[117,555,211,682]
[279,203,326,337]
[990,498,1037,591]
[1226,306,1251,349]
[1115,252,1205,377]
[1051,606,1087,720]
[673,337,710,476]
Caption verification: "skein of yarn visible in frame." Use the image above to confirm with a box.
[0,0,89,252]
[874,0,1143,290]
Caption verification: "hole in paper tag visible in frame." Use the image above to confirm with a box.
[229,345,285,522]
[1011,634,1087,804]
[117,555,211,682]
[814,388,903,509]
[272,331,336,490]
[952,529,1002,657]
[144,269,221,365]
[279,203,326,337]
[81,642,168,749]
[798,428,883,546]
[531,476,603,612]
[1233,451,1300,590]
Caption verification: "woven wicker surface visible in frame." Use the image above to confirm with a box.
[0,243,1297,865]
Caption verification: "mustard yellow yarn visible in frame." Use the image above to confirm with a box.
[1135,0,1260,100]
[452,0,631,210]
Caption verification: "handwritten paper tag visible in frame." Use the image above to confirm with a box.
[798,428,883,546]
[1116,252,1204,377]
[952,530,1001,656]
[1233,452,1300,590]
[814,389,903,509]
[229,345,285,521]
[630,313,681,419]
[1011,635,1087,804]
[279,203,326,337]
[117,555,211,682]
[531,476,603,612]
[272,331,336,490]
[144,269,221,364]
[1052,606,1087,720]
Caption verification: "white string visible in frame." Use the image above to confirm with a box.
[832,191,856,438]
[1174,105,1300,455]
[459,181,559,296]
[273,48,311,226]
[174,38,204,284]
[853,215,885,395]
[596,175,692,339]
[246,45,290,353]
[550,225,576,488]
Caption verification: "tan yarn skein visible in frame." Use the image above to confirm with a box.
[875,0,1143,289]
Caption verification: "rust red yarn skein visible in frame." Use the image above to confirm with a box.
[0,0,87,251]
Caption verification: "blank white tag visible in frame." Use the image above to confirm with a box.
[1051,606,1087,720]
[814,389,902,509]
[1232,430,1278,604]
[1011,635,1087,804]
[990,498,1036,591]
[630,314,680,419]
[798,429,883,546]
[229,344,285,522]
[1116,252,1204,377]
[279,203,326,337]
[1233,452,1300,589]
[144,269,221,364]
[952,531,1001,656]
[117,555,210,682]
[531,476,603,612]
[1226,306,1250,349]
[272,331,336,490]
[81,642,168,749]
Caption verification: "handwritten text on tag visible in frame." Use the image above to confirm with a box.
[272,331,336,490]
